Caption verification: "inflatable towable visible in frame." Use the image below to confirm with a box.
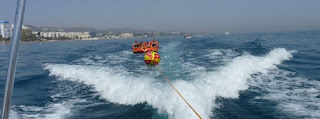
[132,40,159,53]
[144,51,160,66]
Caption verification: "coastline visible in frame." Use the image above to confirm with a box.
[0,37,142,45]
[0,40,70,45]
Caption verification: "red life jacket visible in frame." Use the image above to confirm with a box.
[148,41,153,47]
[152,41,159,48]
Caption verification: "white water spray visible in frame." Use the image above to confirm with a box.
[44,48,294,119]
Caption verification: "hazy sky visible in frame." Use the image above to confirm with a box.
[1,0,320,32]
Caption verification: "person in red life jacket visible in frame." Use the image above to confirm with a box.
[139,42,143,48]
[141,42,149,52]
[147,41,153,48]
[152,39,159,48]
[145,41,149,48]
[132,40,139,48]
[143,42,149,50]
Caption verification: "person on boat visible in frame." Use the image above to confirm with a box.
[147,41,153,48]
[143,42,148,49]
[139,42,144,48]
[152,39,159,47]
[133,40,139,48]
[145,41,152,48]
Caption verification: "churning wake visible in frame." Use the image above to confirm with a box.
[44,48,295,119]
[2,99,80,119]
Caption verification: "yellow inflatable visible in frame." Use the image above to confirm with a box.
[144,51,160,66]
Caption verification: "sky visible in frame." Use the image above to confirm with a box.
[1,0,320,33]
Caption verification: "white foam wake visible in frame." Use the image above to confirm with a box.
[44,48,294,119]
[249,69,320,118]
[3,99,81,119]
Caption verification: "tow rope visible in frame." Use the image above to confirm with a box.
[156,66,202,119]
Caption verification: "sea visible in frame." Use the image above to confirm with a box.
[0,30,319,119]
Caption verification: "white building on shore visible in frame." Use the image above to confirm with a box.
[119,33,134,38]
[39,32,91,39]
[0,20,12,38]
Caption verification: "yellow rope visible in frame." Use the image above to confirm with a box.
[156,66,202,119]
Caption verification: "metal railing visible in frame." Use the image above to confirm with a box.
[1,0,26,119]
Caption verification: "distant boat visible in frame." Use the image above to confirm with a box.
[184,35,192,39]
[225,32,230,35]
[196,35,202,38]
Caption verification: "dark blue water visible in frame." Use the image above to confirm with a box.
[0,31,319,119]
